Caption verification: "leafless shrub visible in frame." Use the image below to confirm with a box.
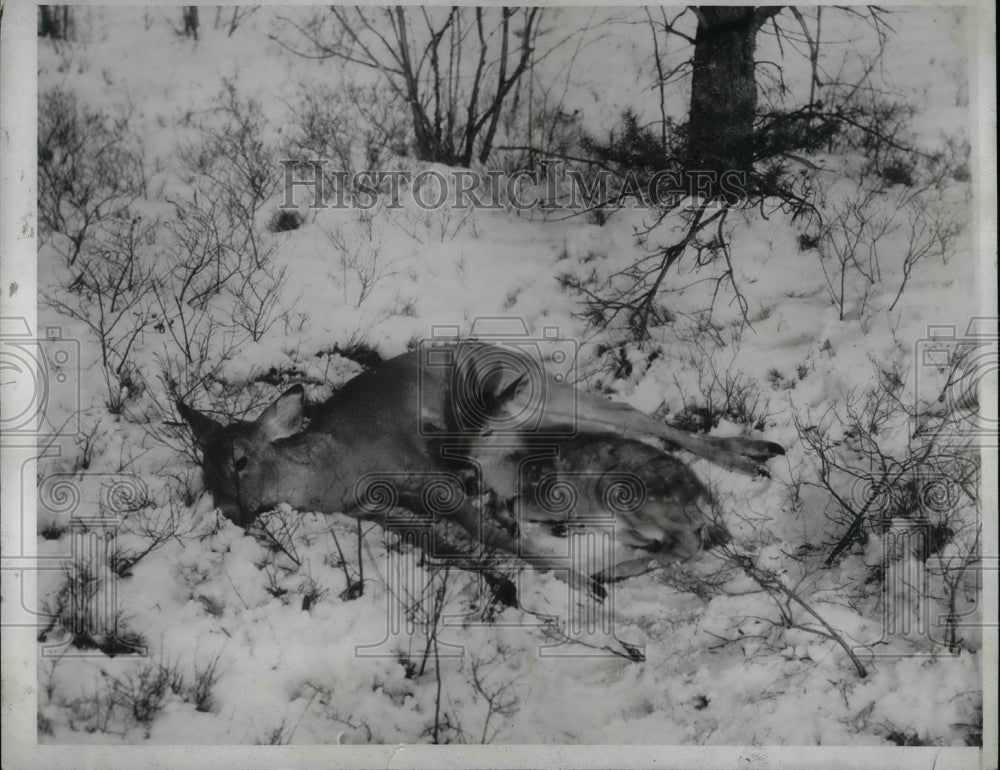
[181,83,278,265]
[261,720,294,745]
[717,542,869,678]
[104,659,178,726]
[52,650,225,735]
[150,195,249,399]
[148,86,296,445]
[260,557,291,603]
[44,212,159,411]
[154,86,288,371]
[417,567,456,744]
[391,200,480,244]
[299,682,374,742]
[324,519,365,601]
[464,642,522,743]
[324,207,405,307]
[215,5,260,37]
[285,80,408,195]
[40,518,67,541]
[166,469,202,507]
[111,491,191,577]
[639,494,871,678]
[299,573,329,612]
[887,195,964,312]
[38,88,147,265]
[227,260,289,342]
[794,362,980,652]
[157,196,243,314]
[826,97,920,180]
[150,83,293,380]
[74,419,103,471]
[39,554,145,656]
[267,208,303,233]
[814,180,964,322]
[152,329,241,441]
[498,97,586,176]
[560,205,743,338]
[64,687,117,734]
[250,506,303,568]
[671,322,773,433]
[815,185,898,321]
[275,7,543,167]
[187,651,226,712]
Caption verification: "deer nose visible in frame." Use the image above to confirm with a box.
[191,491,257,529]
[219,500,258,528]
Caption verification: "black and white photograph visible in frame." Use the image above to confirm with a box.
[0,1,995,766]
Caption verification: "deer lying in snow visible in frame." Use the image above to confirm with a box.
[178,342,783,592]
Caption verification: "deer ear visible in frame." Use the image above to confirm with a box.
[480,365,508,401]
[257,384,305,441]
[496,372,529,404]
[479,364,530,406]
[176,399,223,449]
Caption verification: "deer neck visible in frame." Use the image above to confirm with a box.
[264,432,352,513]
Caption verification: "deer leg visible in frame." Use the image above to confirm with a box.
[488,492,519,536]
[442,501,606,599]
[592,556,659,584]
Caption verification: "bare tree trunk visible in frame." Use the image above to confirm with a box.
[686,6,778,198]
[182,6,199,41]
[39,5,71,39]
[283,7,543,167]
[476,8,539,166]
[392,8,437,162]
[39,5,57,37]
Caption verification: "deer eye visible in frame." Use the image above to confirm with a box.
[234,456,248,473]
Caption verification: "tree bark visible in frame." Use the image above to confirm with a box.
[183,7,199,40]
[39,5,57,37]
[686,6,776,198]
[39,6,71,39]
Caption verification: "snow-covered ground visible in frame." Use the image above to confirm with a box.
[12,4,991,753]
